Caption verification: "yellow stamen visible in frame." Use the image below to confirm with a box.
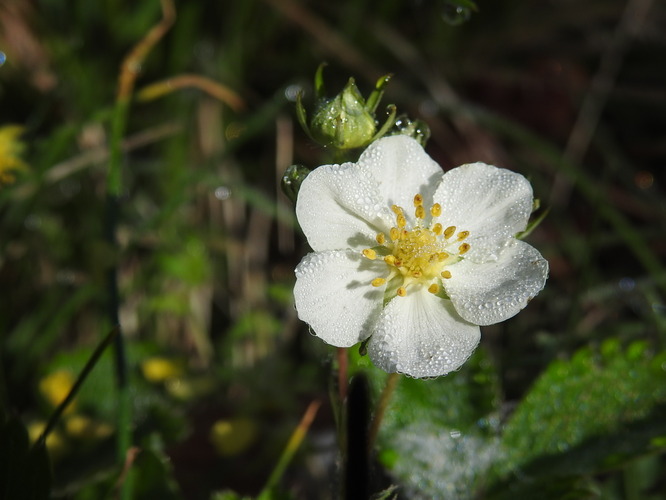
[441,270,452,279]
[376,233,386,245]
[459,243,471,254]
[391,205,403,215]
[397,214,407,228]
[437,252,449,262]
[432,223,443,235]
[457,230,470,241]
[371,278,386,287]
[415,205,425,219]
[444,226,456,239]
[428,283,439,294]
[397,286,407,297]
[390,227,401,241]
[413,194,423,206]
[430,203,442,217]
[384,255,396,266]
[362,248,377,260]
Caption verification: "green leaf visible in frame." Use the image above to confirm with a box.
[487,405,666,499]
[499,340,666,474]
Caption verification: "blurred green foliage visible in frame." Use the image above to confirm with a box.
[1,0,666,498]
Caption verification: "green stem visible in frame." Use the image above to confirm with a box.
[257,400,321,500]
[368,372,400,451]
[106,99,132,499]
[36,327,119,447]
[107,98,130,198]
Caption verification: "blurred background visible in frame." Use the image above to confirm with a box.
[1,0,665,498]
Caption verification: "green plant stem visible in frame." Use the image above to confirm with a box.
[106,97,132,500]
[257,400,321,500]
[36,327,119,447]
[105,5,175,497]
[368,372,400,451]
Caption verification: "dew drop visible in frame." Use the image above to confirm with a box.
[618,277,635,291]
[214,186,231,200]
[284,83,302,102]
[0,52,6,67]
[441,3,472,26]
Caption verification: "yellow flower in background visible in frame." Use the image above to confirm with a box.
[210,418,257,456]
[0,125,28,185]
[140,356,184,383]
[27,420,68,458]
[64,414,114,441]
[39,369,77,413]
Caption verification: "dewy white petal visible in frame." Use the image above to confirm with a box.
[294,249,386,347]
[445,239,548,326]
[368,290,481,378]
[359,136,443,211]
[434,163,533,261]
[296,162,387,252]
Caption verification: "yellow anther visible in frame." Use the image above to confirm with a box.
[432,223,443,235]
[412,270,422,278]
[362,248,377,260]
[428,283,439,294]
[391,204,403,215]
[413,194,423,207]
[441,270,452,279]
[459,243,471,255]
[384,255,397,266]
[444,226,456,239]
[376,233,386,245]
[437,252,449,262]
[371,278,386,287]
[397,214,407,228]
[415,205,425,219]
[430,203,442,217]
[397,286,407,297]
[457,230,470,241]
[390,227,401,241]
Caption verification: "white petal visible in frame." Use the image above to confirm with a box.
[294,249,386,347]
[359,136,443,210]
[433,163,533,260]
[296,161,388,252]
[444,239,548,326]
[368,290,480,378]
[296,136,444,251]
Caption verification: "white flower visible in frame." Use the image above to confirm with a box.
[294,135,548,378]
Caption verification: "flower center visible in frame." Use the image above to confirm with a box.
[362,193,471,297]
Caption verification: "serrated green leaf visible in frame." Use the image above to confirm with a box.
[500,340,666,474]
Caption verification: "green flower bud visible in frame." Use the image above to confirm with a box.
[310,78,377,150]
[296,65,396,151]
